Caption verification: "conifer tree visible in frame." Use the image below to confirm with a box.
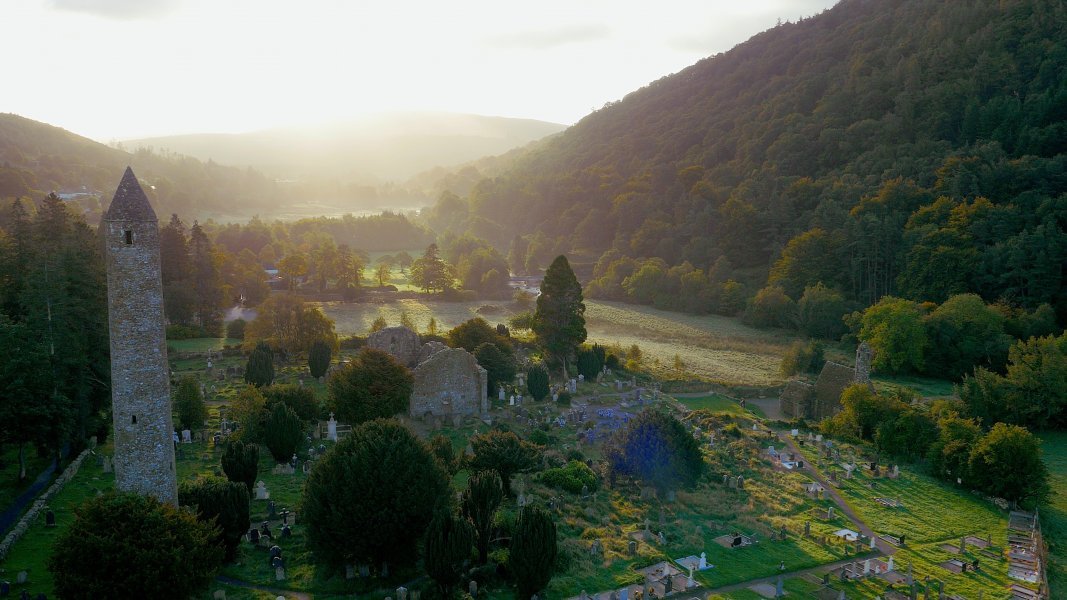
[308,339,332,379]
[221,440,259,492]
[511,505,557,599]
[174,376,208,431]
[178,478,250,560]
[244,341,274,387]
[424,503,474,596]
[532,255,586,375]
[461,470,503,563]
[263,402,303,463]
[526,363,550,401]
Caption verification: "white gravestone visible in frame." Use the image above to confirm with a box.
[182,429,192,444]
[327,413,338,441]
[255,481,269,500]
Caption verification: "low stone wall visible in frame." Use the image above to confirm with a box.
[0,448,91,561]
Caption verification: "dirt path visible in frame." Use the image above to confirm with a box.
[215,575,313,600]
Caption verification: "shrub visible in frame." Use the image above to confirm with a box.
[780,340,825,376]
[511,506,557,600]
[541,460,598,494]
[48,493,223,600]
[262,384,320,421]
[178,478,250,560]
[556,391,572,406]
[576,344,606,380]
[430,434,458,474]
[326,348,413,425]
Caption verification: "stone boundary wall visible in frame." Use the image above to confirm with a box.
[0,448,91,561]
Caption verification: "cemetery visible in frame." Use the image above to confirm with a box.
[0,332,1038,599]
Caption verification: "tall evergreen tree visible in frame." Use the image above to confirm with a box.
[189,221,223,332]
[511,505,557,600]
[532,255,586,375]
[245,341,275,387]
[308,339,332,379]
[423,503,474,596]
[220,440,259,492]
[461,470,503,564]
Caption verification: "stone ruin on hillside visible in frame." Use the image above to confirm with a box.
[779,342,873,421]
[368,326,488,422]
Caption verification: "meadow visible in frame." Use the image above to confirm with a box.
[317,298,790,386]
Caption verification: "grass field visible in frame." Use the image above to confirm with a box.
[318,298,791,386]
[168,338,243,353]
[1041,432,1067,594]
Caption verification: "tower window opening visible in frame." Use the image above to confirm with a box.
[131,414,137,425]
[124,230,133,245]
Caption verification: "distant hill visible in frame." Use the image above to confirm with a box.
[443,0,1067,315]
[123,113,566,183]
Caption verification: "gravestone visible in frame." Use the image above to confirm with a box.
[249,528,260,544]
[275,566,285,581]
[281,524,292,539]
[327,413,338,441]
[267,500,277,519]
[628,540,637,556]
[805,521,811,536]
[45,510,56,527]
[182,429,192,443]
[396,586,408,600]
[255,481,269,500]
[699,552,708,569]
[469,580,478,596]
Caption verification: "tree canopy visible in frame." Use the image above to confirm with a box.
[301,419,450,569]
[326,348,413,425]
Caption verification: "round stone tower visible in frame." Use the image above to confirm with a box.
[104,167,178,505]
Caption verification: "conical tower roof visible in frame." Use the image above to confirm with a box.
[104,167,157,222]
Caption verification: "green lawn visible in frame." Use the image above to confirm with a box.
[168,338,243,353]
[0,447,115,598]
[872,373,956,398]
[1041,431,1067,595]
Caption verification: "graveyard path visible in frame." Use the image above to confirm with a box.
[215,575,313,600]
[777,436,899,557]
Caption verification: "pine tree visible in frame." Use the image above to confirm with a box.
[244,342,274,387]
[423,503,474,596]
[461,470,503,563]
[511,505,557,599]
[308,339,332,379]
[532,255,586,375]
[189,221,223,332]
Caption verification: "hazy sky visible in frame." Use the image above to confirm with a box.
[5,0,838,141]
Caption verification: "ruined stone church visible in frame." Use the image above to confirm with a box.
[779,342,873,421]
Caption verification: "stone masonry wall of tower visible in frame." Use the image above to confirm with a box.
[104,168,178,506]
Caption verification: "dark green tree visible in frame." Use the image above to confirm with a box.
[430,434,458,474]
[262,384,320,421]
[510,505,558,600]
[526,363,550,401]
[174,376,208,431]
[923,294,1011,379]
[742,285,795,328]
[263,402,303,463]
[467,429,542,496]
[244,341,274,387]
[48,493,223,600]
[410,243,456,294]
[575,344,606,381]
[448,317,511,353]
[874,409,938,461]
[461,470,504,564]
[858,296,928,374]
[927,416,982,483]
[605,409,703,494]
[326,348,413,424]
[424,503,475,596]
[968,423,1050,507]
[532,255,587,374]
[475,342,517,397]
[189,221,223,332]
[178,478,251,560]
[221,440,259,492]
[301,419,450,570]
[308,339,332,379]
[796,283,848,339]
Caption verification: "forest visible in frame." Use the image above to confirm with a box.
[429,0,1067,324]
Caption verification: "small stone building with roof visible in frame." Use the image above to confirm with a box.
[367,325,488,421]
[779,343,874,421]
